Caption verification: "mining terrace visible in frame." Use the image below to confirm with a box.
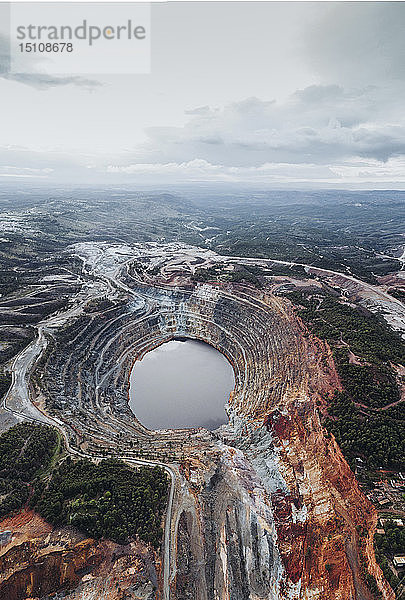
[3,241,400,600]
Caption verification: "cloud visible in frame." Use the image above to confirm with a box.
[135,85,405,167]
[2,143,405,188]
[185,106,211,116]
[105,157,405,187]
[103,81,405,186]
[0,165,54,178]
[107,158,335,184]
[330,157,405,182]
[0,33,100,90]
[1,71,101,91]
[1,79,404,187]
[0,145,96,181]
[107,159,227,180]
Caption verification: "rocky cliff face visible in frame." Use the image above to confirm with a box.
[23,244,392,599]
[0,510,160,600]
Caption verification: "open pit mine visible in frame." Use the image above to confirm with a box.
[2,242,394,600]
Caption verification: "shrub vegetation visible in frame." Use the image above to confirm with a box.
[0,424,168,548]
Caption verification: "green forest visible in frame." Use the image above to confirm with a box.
[0,422,58,518]
[375,521,405,590]
[0,424,168,548]
[285,290,405,472]
[34,458,168,547]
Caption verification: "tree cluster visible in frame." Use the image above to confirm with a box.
[35,457,169,547]
[0,423,58,518]
[0,424,169,549]
[285,290,405,471]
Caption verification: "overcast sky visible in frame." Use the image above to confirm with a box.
[0,1,405,188]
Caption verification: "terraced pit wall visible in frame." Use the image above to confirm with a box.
[35,279,391,600]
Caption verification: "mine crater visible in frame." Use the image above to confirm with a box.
[20,243,392,600]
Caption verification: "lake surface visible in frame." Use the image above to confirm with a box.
[129,339,235,430]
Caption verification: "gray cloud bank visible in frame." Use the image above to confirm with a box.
[3,81,405,187]
[138,85,405,167]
